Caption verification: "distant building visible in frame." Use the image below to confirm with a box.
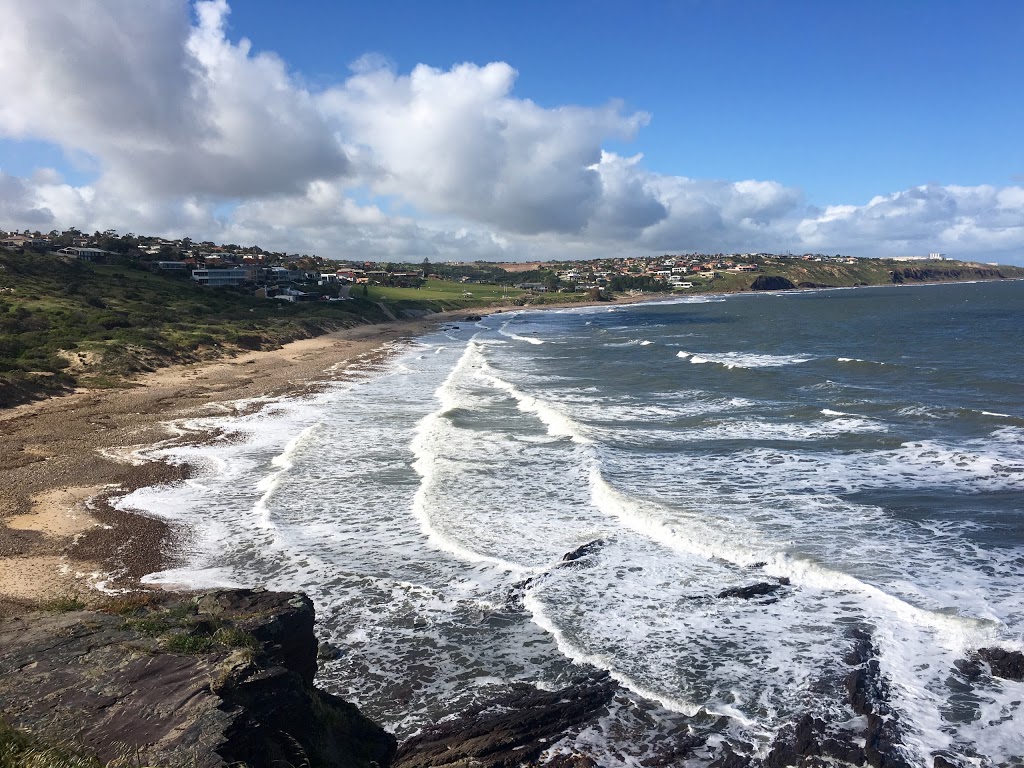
[58,247,107,261]
[928,252,946,260]
[156,261,188,271]
[192,267,256,286]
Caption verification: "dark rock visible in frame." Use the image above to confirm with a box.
[463,315,483,322]
[976,647,1024,681]
[544,756,601,768]
[709,746,755,768]
[952,658,983,681]
[318,640,344,660]
[0,589,394,768]
[750,275,796,291]
[717,581,785,600]
[392,671,617,768]
[561,539,606,563]
[843,628,914,768]
[764,714,821,768]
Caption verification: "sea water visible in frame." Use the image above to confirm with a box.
[117,281,1024,765]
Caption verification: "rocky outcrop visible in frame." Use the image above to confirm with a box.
[392,671,617,768]
[0,589,395,768]
[890,266,1006,284]
[750,276,797,291]
[976,647,1024,681]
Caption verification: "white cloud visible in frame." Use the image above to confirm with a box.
[0,0,348,200]
[797,184,1024,256]
[321,60,650,235]
[0,0,1021,263]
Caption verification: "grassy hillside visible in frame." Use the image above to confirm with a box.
[0,251,398,407]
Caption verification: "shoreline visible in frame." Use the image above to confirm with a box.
[0,310,471,612]
[0,277,1015,612]
[0,293,670,612]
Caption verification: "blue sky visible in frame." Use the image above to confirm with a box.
[228,0,1024,203]
[0,0,1021,262]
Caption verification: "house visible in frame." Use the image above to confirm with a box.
[58,247,108,261]
[3,235,50,248]
[156,261,188,271]
[191,267,256,286]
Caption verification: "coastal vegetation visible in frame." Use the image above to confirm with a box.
[0,251,442,407]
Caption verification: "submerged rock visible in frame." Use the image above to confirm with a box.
[717,578,789,600]
[0,588,394,768]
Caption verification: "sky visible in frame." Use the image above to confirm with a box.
[0,0,1021,264]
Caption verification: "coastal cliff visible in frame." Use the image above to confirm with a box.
[0,589,396,768]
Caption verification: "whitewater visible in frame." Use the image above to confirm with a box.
[116,281,1024,765]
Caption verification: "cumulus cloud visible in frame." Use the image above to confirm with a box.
[0,0,1021,263]
[321,60,649,235]
[0,0,348,200]
[797,184,1024,256]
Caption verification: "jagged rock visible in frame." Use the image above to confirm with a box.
[561,539,606,563]
[709,746,755,768]
[391,671,617,768]
[843,628,914,768]
[0,589,395,768]
[462,315,483,322]
[976,647,1024,681]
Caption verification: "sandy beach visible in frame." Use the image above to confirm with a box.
[0,294,666,614]
[0,311,460,615]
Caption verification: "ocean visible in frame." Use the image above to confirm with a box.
[118,280,1024,766]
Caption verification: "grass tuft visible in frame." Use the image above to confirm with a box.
[43,596,86,613]
[0,719,101,768]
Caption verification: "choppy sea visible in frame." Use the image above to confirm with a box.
[117,280,1024,765]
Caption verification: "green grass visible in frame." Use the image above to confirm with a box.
[42,596,86,613]
[369,278,521,304]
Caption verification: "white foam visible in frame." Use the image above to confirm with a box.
[589,469,999,646]
[679,351,814,369]
[522,590,708,719]
[498,316,546,344]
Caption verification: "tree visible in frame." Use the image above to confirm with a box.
[543,271,559,292]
